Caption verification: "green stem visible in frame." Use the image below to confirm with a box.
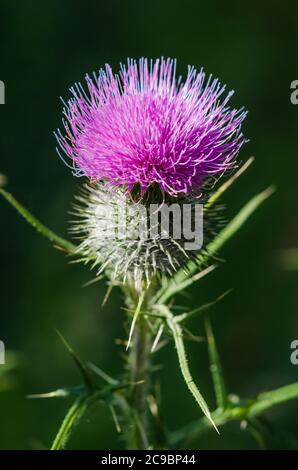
[128,315,152,449]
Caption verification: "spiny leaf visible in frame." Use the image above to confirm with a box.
[181,327,204,343]
[126,290,146,351]
[0,187,76,254]
[161,186,275,301]
[51,395,92,450]
[175,289,232,323]
[56,330,93,390]
[205,317,227,410]
[156,264,217,304]
[27,385,86,399]
[158,305,218,433]
[87,362,119,386]
[205,157,255,210]
[206,186,275,260]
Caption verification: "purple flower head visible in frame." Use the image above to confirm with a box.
[56,58,247,196]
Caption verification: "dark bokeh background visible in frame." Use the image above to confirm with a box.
[0,0,298,449]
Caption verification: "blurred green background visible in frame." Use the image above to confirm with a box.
[0,0,298,450]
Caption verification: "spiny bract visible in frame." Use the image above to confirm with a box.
[70,182,221,285]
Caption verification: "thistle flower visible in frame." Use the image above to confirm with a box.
[56,58,247,196]
[57,58,247,283]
